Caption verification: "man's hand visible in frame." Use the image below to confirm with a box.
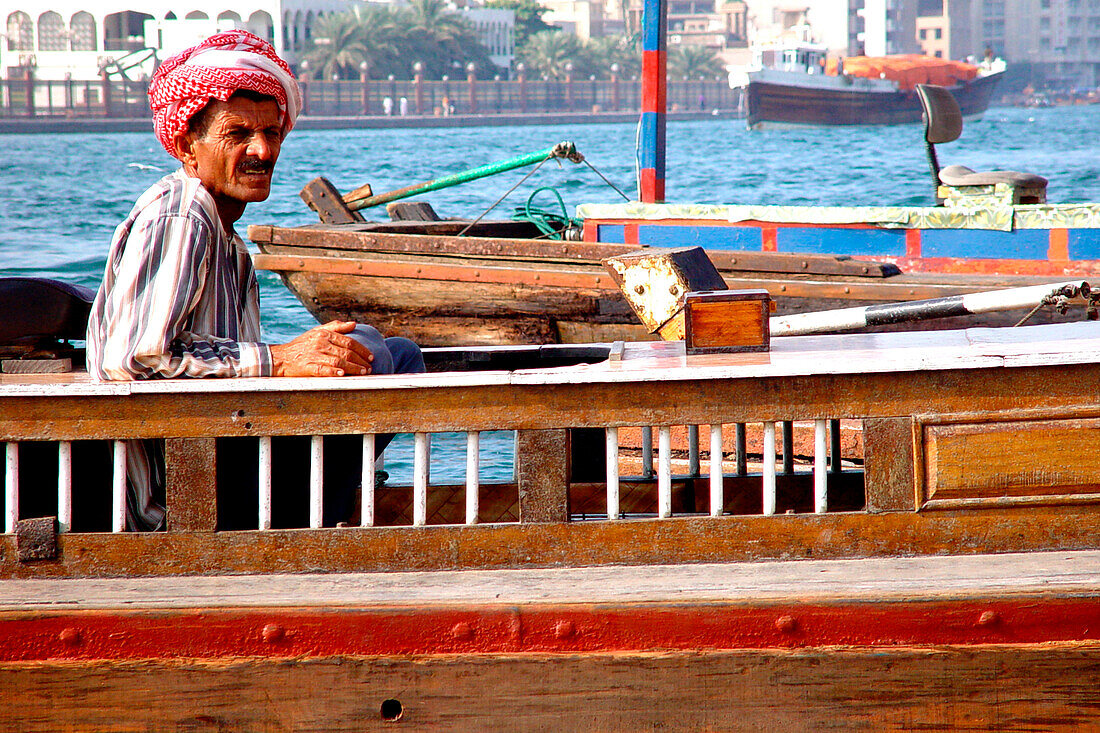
[270,321,374,377]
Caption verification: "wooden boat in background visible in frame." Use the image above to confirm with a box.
[728,38,1004,129]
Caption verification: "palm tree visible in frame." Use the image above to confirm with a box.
[396,0,495,78]
[667,45,726,80]
[520,31,583,80]
[301,12,370,80]
[586,35,640,79]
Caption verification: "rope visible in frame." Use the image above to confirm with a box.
[511,187,582,240]
[455,155,552,238]
[583,159,632,201]
[454,142,629,237]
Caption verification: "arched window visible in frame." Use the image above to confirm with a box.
[37,11,66,52]
[248,10,273,42]
[6,11,33,51]
[103,11,152,51]
[70,12,96,51]
[185,11,209,20]
[218,11,241,24]
[165,12,177,19]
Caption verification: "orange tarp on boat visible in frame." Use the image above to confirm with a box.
[826,55,979,89]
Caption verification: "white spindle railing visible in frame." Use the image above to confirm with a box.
[657,426,672,519]
[465,431,479,525]
[309,435,324,529]
[709,424,723,517]
[259,436,273,530]
[362,433,376,527]
[5,442,17,534]
[606,427,620,520]
[413,432,430,527]
[0,418,850,535]
[763,421,777,516]
[112,440,127,533]
[57,441,72,533]
[814,419,828,514]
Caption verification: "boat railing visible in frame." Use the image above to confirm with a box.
[2,416,857,534]
[3,327,1100,576]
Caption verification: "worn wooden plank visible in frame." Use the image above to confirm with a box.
[4,364,1100,442]
[5,550,1100,610]
[248,224,906,277]
[262,258,1088,339]
[922,416,1100,509]
[516,429,569,522]
[864,417,916,512]
[2,646,1098,731]
[165,438,217,532]
[2,509,1099,579]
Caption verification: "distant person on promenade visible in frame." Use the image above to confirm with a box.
[86,31,423,531]
[399,96,408,116]
[383,96,393,115]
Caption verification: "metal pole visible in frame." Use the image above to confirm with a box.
[771,281,1092,337]
[344,141,582,210]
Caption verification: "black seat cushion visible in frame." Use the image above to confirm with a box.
[938,165,1049,189]
[0,277,96,344]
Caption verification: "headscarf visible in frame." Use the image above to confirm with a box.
[148,30,302,158]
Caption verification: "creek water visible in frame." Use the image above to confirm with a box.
[3,105,1099,481]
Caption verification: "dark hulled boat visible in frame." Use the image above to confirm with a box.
[732,42,1005,129]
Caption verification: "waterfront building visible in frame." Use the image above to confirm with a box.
[916,0,1100,88]
[458,7,515,70]
[857,0,920,55]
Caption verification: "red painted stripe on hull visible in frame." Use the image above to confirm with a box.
[906,228,922,258]
[2,596,1097,662]
[762,226,778,251]
[1050,228,1070,261]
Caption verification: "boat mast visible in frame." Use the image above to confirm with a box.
[638,0,668,203]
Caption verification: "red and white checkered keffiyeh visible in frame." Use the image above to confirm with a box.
[148,30,302,158]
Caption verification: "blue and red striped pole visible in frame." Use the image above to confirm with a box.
[638,0,667,203]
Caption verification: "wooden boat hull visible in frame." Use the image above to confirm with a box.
[745,70,1002,128]
[249,221,1092,347]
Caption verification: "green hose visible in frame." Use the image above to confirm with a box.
[511,187,582,240]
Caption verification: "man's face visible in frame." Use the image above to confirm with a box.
[185,96,284,205]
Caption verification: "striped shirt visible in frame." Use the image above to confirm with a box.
[87,169,273,530]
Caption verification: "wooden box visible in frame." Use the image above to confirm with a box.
[684,289,772,354]
[603,247,728,338]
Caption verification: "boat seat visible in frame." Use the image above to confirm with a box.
[915,84,1047,206]
[0,277,96,346]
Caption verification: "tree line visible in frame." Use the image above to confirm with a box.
[301,0,726,82]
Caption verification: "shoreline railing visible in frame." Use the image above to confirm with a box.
[0,76,740,119]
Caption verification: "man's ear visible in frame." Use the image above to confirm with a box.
[172,130,198,170]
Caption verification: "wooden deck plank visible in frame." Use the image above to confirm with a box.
[5,646,1100,732]
[2,550,1097,611]
[3,321,1100,398]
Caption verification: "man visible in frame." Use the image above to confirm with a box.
[87,31,423,530]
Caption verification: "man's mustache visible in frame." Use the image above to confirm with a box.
[238,158,273,175]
